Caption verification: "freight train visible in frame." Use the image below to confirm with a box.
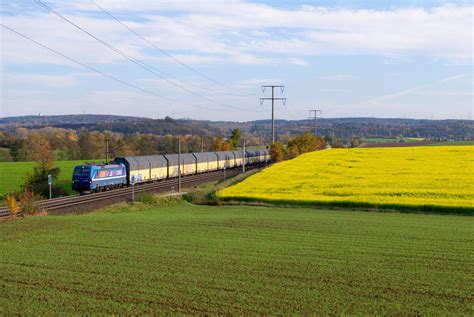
[72,149,270,193]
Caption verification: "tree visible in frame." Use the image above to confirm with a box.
[229,128,241,149]
[270,142,284,162]
[78,131,105,160]
[22,137,66,198]
[214,136,233,151]
[0,148,13,162]
[137,134,158,155]
[220,141,231,151]
[286,131,325,158]
[214,137,223,151]
[18,133,53,165]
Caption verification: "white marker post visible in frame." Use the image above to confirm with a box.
[47,174,52,199]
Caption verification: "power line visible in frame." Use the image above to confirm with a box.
[308,109,323,136]
[35,0,260,112]
[260,85,286,143]
[0,23,224,112]
[91,0,255,98]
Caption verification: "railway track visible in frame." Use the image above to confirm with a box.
[0,165,262,221]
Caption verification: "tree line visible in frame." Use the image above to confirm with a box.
[270,132,328,162]
[0,127,263,162]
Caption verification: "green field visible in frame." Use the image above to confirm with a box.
[431,140,474,146]
[0,160,99,199]
[361,137,425,143]
[1,203,472,314]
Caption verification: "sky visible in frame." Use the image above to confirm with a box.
[0,0,473,121]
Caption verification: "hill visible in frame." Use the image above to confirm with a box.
[1,114,473,140]
[0,115,221,136]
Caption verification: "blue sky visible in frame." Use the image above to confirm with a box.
[1,0,472,121]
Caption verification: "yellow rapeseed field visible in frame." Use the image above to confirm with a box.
[218,146,474,211]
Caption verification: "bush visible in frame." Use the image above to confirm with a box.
[23,166,68,199]
[287,144,299,159]
[270,142,284,162]
[131,193,184,208]
[19,188,40,215]
[137,193,158,205]
[183,191,220,205]
[351,139,362,148]
[6,194,20,217]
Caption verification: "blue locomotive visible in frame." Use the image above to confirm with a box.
[72,162,127,193]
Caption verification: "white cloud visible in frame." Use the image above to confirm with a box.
[287,58,308,66]
[1,1,472,68]
[1,1,472,120]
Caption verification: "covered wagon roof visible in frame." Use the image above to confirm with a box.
[115,156,150,170]
[215,151,234,160]
[232,150,243,158]
[164,153,196,165]
[144,155,167,168]
[245,150,258,157]
[254,149,265,156]
[193,152,218,163]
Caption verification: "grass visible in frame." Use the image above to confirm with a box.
[361,137,425,143]
[183,169,260,205]
[218,146,474,213]
[0,203,472,314]
[431,140,474,146]
[0,160,100,199]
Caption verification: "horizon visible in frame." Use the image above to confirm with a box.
[1,112,471,123]
[1,0,473,120]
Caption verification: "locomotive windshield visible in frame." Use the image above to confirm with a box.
[73,166,91,177]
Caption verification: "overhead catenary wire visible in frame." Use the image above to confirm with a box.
[35,0,262,113]
[0,23,226,112]
[35,0,253,111]
[91,0,255,98]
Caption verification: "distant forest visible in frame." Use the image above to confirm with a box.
[1,114,472,141]
[0,114,472,162]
